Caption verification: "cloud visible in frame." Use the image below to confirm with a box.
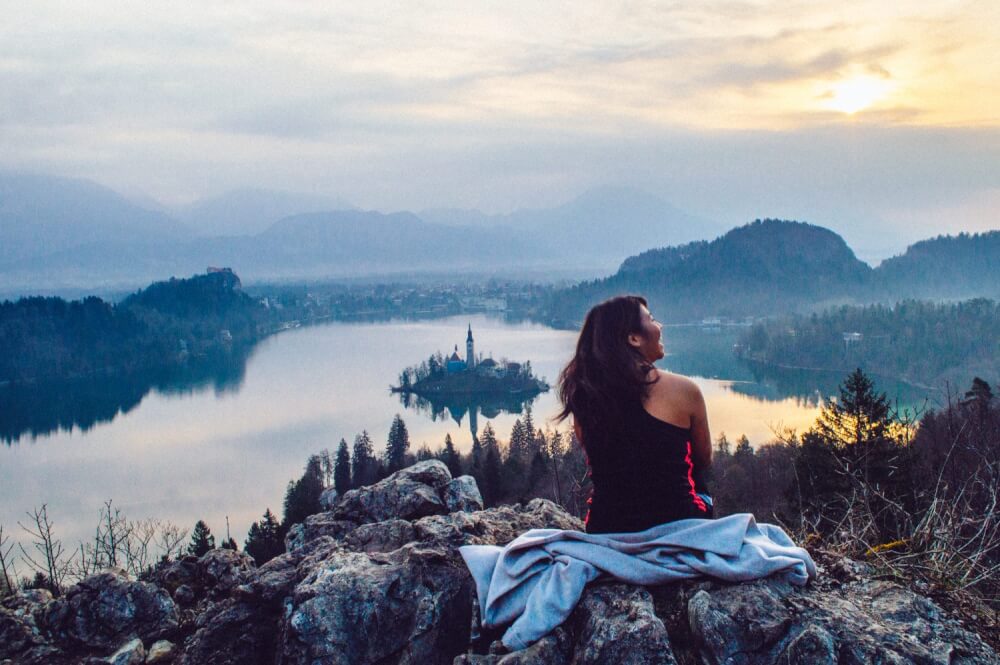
[0,0,996,260]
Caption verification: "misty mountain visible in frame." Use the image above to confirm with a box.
[546,220,1000,325]
[873,231,1000,300]
[2,175,726,293]
[0,172,189,265]
[421,186,723,266]
[175,188,355,237]
[546,219,875,325]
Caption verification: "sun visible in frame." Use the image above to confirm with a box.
[823,76,894,114]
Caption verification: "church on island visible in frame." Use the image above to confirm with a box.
[444,324,511,379]
[393,323,543,396]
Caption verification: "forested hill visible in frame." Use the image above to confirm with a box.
[545,220,1000,326]
[547,219,872,325]
[874,231,1000,300]
[0,270,268,384]
[737,299,1000,388]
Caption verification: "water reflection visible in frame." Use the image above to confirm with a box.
[397,389,542,441]
[0,346,253,444]
[659,325,931,412]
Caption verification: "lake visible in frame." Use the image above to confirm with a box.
[0,314,929,555]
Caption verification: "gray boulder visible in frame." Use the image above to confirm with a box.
[568,583,677,665]
[686,577,997,664]
[105,637,145,665]
[1,588,54,661]
[319,486,339,510]
[444,476,485,513]
[178,598,277,665]
[280,545,473,665]
[145,639,176,663]
[44,569,178,653]
[344,518,416,553]
[284,513,357,553]
[331,460,453,524]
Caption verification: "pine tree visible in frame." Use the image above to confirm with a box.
[352,431,377,488]
[334,438,352,494]
[440,433,463,477]
[282,455,325,530]
[187,520,215,557]
[734,435,753,464]
[814,368,893,450]
[221,537,238,551]
[483,443,502,507]
[522,408,535,447]
[508,419,527,463]
[385,414,411,473]
[470,432,485,487]
[504,419,529,498]
[794,368,907,539]
[244,508,283,566]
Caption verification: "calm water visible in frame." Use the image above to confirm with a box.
[0,315,928,554]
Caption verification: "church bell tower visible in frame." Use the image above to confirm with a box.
[466,324,475,369]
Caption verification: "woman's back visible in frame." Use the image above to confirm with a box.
[583,397,710,533]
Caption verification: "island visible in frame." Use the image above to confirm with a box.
[392,324,549,398]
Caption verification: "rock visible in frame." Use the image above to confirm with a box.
[152,549,255,606]
[569,583,677,665]
[145,640,176,663]
[3,643,75,664]
[152,557,200,595]
[1,589,53,661]
[197,548,255,599]
[414,499,583,549]
[179,598,277,665]
[344,518,416,553]
[44,569,178,653]
[687,576,998,664]
[106,637,146,665]
[280,544,473,664]
[4,462,996,665]
[284,513,357,553]
[783,624,837,664]
[444,476,484,513]
[395,459,454,488]
[172,585,195,606]
[0,606,40,660]
[453,627,572,664]
[319,486,339,510]
[331,460,453,524]
[688,579,793,663]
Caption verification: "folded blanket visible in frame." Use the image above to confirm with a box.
[459,513,817,651]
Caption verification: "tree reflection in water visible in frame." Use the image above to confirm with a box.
[397,389,540,441]
[0,345,253,445]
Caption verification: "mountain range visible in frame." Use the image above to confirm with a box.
[0,172,722,294]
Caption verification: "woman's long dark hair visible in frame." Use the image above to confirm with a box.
[555,295,658,444]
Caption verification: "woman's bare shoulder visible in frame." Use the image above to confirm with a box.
[653,369,701,396]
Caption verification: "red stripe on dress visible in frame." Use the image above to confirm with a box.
[685,441,708,512]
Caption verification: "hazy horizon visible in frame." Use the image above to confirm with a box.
[2,2,998,264]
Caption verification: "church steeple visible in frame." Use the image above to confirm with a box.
[466,323,475,368]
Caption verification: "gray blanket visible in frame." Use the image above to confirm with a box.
[459,513,817,650]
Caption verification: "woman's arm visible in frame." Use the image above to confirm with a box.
[687,381,713,471]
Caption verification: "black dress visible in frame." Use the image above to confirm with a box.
[583,399,713,534]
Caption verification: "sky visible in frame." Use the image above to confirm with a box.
[1,1,998,261]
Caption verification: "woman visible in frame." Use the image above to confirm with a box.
[556,295,713,533]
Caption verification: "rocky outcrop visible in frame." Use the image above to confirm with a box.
[43,569,178,653]
[2,459,996,665]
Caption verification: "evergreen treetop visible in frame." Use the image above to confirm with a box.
[187,520,215,557]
